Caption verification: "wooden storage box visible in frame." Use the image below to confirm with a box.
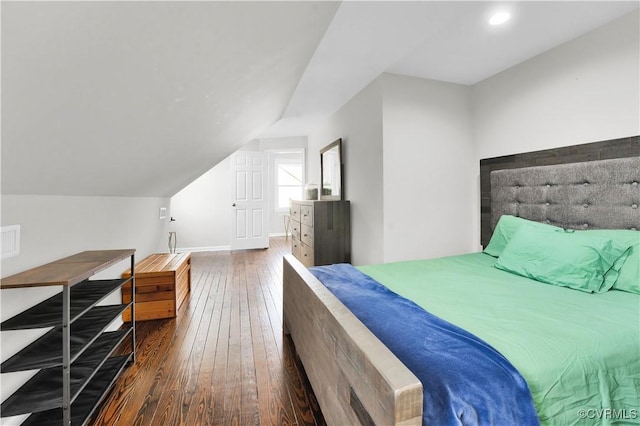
[122,252,191,321]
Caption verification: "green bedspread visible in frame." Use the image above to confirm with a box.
[358,253,640,425]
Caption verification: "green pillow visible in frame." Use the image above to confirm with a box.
[494,226,632,293]
[484,215,563,257]
[571,229,640,294]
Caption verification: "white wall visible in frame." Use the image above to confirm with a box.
[169,136,307,251]
[308,79,384,266]
[306,11,638,265]
[308,75,476,265]
[473,11,639,159]
[0,194,169,423]
[1,195,169,279]
[169,157,232,251]
[381,74,476,262]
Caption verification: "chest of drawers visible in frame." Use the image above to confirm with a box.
[290,200,351,267]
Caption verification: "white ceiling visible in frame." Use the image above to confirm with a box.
[1,1,339,196]
[263,1,639,137]
[2,1,638,197]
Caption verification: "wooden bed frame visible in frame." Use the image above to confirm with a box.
[283,136,639,426]
[283,255,422,425]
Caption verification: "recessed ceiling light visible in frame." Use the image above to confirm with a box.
[489,12,511,26]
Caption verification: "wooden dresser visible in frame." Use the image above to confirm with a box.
[290,200,351,267]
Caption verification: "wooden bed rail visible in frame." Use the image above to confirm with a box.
[283,255,422,425]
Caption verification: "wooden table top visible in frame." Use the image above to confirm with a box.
[1,249,136,289]
[122,252,191,277]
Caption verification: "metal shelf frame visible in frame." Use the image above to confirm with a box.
[0,249,136,426]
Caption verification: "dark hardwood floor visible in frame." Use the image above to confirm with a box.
[92,237,325,426]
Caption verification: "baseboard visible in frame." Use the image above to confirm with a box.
[178,235,286,253]
[176,245,231,253]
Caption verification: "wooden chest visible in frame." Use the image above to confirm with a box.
[121,252,191,321]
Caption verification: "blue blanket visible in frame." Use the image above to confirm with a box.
[309,263,539,426]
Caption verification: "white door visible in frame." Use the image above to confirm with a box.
[230,151,269,250]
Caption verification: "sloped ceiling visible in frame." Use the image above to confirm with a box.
[264,1,639,137]
[2,1,637,197]
[1,1,339,196]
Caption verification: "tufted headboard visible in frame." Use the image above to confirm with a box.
[490,156,640,233]
[480,136,640,247]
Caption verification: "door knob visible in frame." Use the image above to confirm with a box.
[232,203,236,207]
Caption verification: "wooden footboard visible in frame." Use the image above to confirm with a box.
[283,255,422,426]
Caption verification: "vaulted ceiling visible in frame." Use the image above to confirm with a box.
[1,1,339,196]
[2,1,637,197]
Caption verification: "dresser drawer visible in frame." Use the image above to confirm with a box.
[290,204,301,221]
[301,205,313,226]
[298,243,314,267]
[292,240,314,267]
[301,223,314,247]
[292,239,303,259]
[291,220,301,241]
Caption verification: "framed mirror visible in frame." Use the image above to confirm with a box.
[320,138,343,200]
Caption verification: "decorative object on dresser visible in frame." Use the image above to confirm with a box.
[304,183,319,200]
[121,252,191,321]
[290,200,351,267]
[0,249,136,426]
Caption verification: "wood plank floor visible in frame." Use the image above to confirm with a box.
[92,237,326,426]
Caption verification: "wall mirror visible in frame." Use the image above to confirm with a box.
[320,138,343,200]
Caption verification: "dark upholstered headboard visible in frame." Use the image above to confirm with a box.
[480,136,640,247]
[490,157,640,233]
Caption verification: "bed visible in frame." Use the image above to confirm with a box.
[283,139,640,426]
